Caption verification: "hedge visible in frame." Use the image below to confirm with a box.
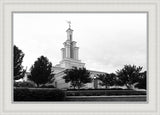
[66,89,146,96]
[14,81,35,88]
[14,88,66,101]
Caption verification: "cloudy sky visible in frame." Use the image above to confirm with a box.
[13,13,147,73]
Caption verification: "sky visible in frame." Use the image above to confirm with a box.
[13,13,147,73]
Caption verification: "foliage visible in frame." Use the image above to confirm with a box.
[14,81,35,88]
[135,71,147,89]
[66,89,146,96]
[98,73,117,88]
[14,88,65,101]
[63,67,92,89]
[40,84,55,88]
[14,45,25,80]
[67,88,125,91]
[116,64,143,89]
[29,56,53,87]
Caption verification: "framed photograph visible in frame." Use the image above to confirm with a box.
[0,0,159,115]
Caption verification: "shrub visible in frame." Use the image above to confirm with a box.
[14,88,65,101]
[67,88,125,91]
[14,81,35,88]
[40,84,55,88]
[66,89,146,96]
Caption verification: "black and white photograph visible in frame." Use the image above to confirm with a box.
[13,13,147,102]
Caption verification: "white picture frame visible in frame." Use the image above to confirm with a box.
[0,0,159,115]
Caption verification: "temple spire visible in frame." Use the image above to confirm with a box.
[66,21,73,41]
[55,22,85,69]
[67,21,71,28]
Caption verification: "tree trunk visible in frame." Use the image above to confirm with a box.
[78,85,80,90]
[126,84,132,89]
[77,83,81,96]
[37,84,39,87]
[77,81,81,90]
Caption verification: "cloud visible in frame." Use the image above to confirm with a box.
[14,13,147,72]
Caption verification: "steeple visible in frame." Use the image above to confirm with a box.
[63,21,76,59]
[66,21,73,41]
[55,21,85,69]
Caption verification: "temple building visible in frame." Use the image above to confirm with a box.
[52,22,106,89]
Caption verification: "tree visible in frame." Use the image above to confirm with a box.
[29,56,53,87]
[135,71,147,89]
[63,67,92,89]
[116,64,143,89]
[98,73,116,89]
[14,45,25,80]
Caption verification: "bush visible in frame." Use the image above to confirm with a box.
[135,83,146,89]
[67,88,125,91]
[66,89,146,96]
[14,81,35,88]
[14,88,66,101]
[40,84,55,88]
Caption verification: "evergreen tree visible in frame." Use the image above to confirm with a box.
[29,56,53,87]
[14,45,25,80]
